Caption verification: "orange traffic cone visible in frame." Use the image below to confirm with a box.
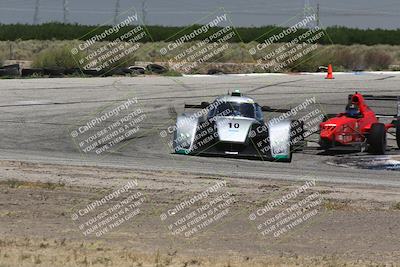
[325,64,334,79]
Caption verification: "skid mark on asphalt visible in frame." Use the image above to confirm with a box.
[375,75,396,81]
[245,79,303,93]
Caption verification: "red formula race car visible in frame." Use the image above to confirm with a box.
[319,92,400,154]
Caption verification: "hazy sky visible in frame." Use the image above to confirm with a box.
[0,0,399,29]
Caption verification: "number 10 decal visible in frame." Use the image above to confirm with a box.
[229,122,240,128]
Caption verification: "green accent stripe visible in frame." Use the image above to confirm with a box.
[176,149,190,155]
[272,155,289,160]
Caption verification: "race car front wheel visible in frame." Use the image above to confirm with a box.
[396,124,400,149]
[368,123,386,155]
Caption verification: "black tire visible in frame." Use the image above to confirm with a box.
[64,68,81,75]
[396,123,400,149]
[207,68,225,75]
[368,123,386,154]
[146,64,167,74]
[82,69,101,77]
[0,64,20,76]
[43,68,65,77]
[110,68,131,76]
[319,138,331,150]
[128,66,145,74]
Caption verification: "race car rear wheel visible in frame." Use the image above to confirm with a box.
[368,123,386,154]
[396,124,400,149]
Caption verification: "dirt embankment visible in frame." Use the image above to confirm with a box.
[0,160,399,267]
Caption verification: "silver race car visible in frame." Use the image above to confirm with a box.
[172,91,303,162]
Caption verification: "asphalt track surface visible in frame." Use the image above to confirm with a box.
[0,73,400,187]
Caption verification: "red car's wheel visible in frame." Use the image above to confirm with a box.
[396,124,400,149]
[368,123,386,154]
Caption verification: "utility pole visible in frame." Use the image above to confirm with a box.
[142,0,147,25]
[316,1,320,27]
[33,0,40,24]
[63,0,69,24]
[114,0,120,25]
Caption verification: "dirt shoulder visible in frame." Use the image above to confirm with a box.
[0,160,399,267]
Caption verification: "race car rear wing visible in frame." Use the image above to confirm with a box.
[184,103,291,113]
[184,102,210,109]
[348,94,400,118]
[261,106,291,113]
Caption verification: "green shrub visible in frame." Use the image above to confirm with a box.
[161,69,182,76]
[32,45,84,68]
[2,23,400,45]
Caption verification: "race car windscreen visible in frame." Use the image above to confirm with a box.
[210,101,255,118]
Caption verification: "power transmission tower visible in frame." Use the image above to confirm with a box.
[33,0,40,24]
[63,0,69,24]
[142,0,147,25]
[114,0,120,25]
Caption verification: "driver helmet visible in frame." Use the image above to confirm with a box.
[345,104,360,117]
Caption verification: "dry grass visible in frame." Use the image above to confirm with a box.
[323,199,352,211]
[1,40,400,72]
[0,179,65,190]
[392,202,400,210]
[0,238,390,267]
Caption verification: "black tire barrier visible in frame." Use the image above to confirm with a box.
[146,64,167,74]
[64,68,82,75]
[43,68,65,77]
[110,68,132,76]
[82,69,102,77]
[0,69,8,77]
[207,68,225,75]
[21,68,44,77]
